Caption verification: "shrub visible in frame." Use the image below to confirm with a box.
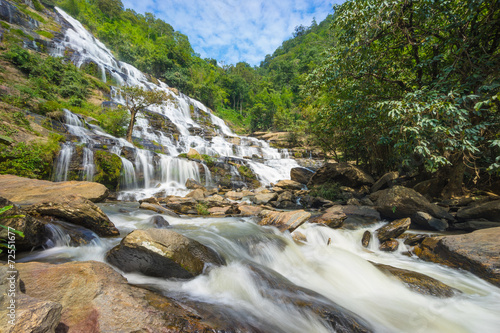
[195,202,209,215]
[93,150,122,191]
[309,182,342,201]
[96,106,129,137]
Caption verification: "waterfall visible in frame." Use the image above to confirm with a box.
[158,155,201,187]
[201,163,212,187]
[120,157,137,189]
[82,147,95,181]
[134,149,154,188]
[54,143,74,182]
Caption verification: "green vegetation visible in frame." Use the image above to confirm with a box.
[94,150,122,191]
[96,106,129,137]
[0,206,25,254]
[309,182,342,202]
[195,202,209,216]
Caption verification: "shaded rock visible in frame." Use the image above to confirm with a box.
[0,174,109,204]
[290,167,315,185]
[456,199,500,222]
[149,215,170,228]
[273,200,297,209]
[8,261,236,332]
[300,195,334,209]
[186,188,206,201]
[362,231,371,248]
[187,148,201,160]
[413,178,443,199]
[106,229,224,279]
[371,171,399,193]
[185,177,204,190]
[252,192,279,205]
[370,186,454,221]
[139,202,179,217]
[340,205,381,229]
[259,210,311,233]
[412,211,448,231]
[452,220,500,232]
[403,234,433,246]
[309,206,346,228]
[379,240,399,252]
[376,218,411,243]
[308,162,375,188]
[346,198,361,206]
[373,263,459,297]
[275,179,303,191]
[238,204,264,216]
[414,227,500,287]
[27,195,119,237]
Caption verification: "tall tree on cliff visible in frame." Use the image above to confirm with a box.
[308,0,500,198]
[121,86,168,143]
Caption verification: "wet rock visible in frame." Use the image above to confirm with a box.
[208,206,232,216]
[361,231,371,248]
[139,202,179,217]
[452,220,500,232]
[308,162,375,188]
[185,177,204,190]
[139,197,160,205]
[373,263,459,297]
[259,210,311,233]
[290,167,314,185]
[238,204,264,216]
[292,231,307,243]
[376,218,411,243]
[340,205,381,229]
[0,174,109,203]
[275,179,303,191]
[164,196,198,214]
[379,240,399,252]
[149,215,170,228]
[8,261,233,332]
[456,199,500,222]
[370,186,454,221]
[403,234,433,246]
[414,227,500,287]
[412,211,448,231]
[252,192,279,205]
[309,206,346,228]
[371,171,399,193]
[106,229,225,279]
[186,188,206,201]
[225,190,245,200]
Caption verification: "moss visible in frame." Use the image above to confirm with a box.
[195,202,209,216]
[35,30,54,39]
[1,22,10,29]
[94,150,122,191]
[178,153,188,159]
[237,165,256,179]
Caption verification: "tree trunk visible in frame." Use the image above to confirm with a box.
[126,109,137,143]
[440,153,466,199]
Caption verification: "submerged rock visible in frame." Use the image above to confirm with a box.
[106,229,225,279]
[258,210,311,233]
[139,202,179,217]
[149,215,170,228]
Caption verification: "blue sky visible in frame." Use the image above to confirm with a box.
[122,0,337,66]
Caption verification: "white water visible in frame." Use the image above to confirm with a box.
[50,7,299,199]
[20,204,500,332]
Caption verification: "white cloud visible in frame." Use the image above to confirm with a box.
[122,0,336,66]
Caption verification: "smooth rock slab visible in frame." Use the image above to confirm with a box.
[106,229,225,278]
[259,210,311,233]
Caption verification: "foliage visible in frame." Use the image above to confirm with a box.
[195,202,209,216]
[94,150,122,191]
[309,182,342,201]
[96,106,129,137]
[0,206,25,254]
[201,154,216,167]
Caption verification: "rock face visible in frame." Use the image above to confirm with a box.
[0,174,109,204]
[370,186,454,221]
[412,211,448,231]
[3,261,236,332]
[258,210,311,233]
[456,199,500,222]
[376,218,411,243]
[27,195,119,237]
[106,229,225,278]
[414,227,500,287]
[308,162,375,187]
[290,167,314,185]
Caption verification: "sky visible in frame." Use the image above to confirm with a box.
[122,0,337,67]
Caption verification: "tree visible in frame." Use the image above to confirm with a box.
[308,0,500,198]
[121,86,168,143]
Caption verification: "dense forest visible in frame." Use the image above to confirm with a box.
[1,0,499,198]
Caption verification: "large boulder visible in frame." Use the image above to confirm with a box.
[370,186,454,221]
[164,196,198,214]
[412,211,448,231]
[376,218,411,243]
[2,261,236,332]
[371,171,399,193]
[309,206,347,228]
[290,167,315,185]
[252,192,278,205]
[25,195,119,237]
[308,162,374,188]
[185,177,204,190]
[0,175,109,204]
[106,229,225,279]
[414,227,500,287]
[258,210,311,233]
[456,199,500,222]
[275,179,303,191]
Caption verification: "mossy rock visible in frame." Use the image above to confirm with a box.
[94,150,122,191]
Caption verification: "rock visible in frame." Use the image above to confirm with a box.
[373,263,459,297]
[139,197,160,205]
[456,199,500,222]
[362,231,371,248]
[412,211,448,231]
[187,148,201,160]
[185,177,204,189]
[308,162,375,188]
[309,206,346,228]
[275,179,303,191]
[238,204,264,216]
[376,218,411,243]
[149,215,170,228]
[346,198,361,206]
[300,195,334,209]
[225,190,245,200]
[7,261,234,332]
[259,210,311,233]
[371,171,399,193]
[164,196,198,214]
[278,191,294,202]
[290,167,315,185]
[379,240,399,252]
[0,175,109,204]
[26,195,119,237]
[186,188,206,201]
[414,227,500,287]
[292,231,307,243]
[413,178,443,199]
[106,229,224,279]
[252,192,279,205]
[340,205,381,229]
[403,234,433,246]
[273,200,297,209]
[370,186,454,221]
[139,202,179,217]
[452,220,500,232]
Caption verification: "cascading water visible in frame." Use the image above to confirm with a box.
[53,143,73,182]
[82,147,95,181]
